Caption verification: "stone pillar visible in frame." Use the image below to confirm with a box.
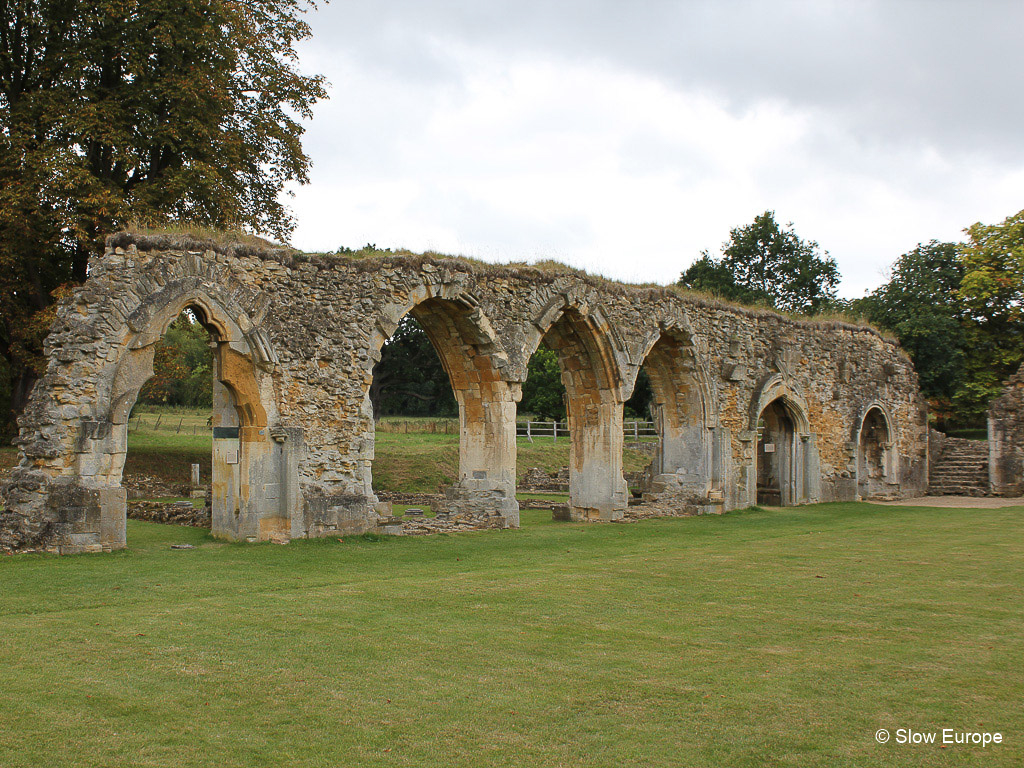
[567,395,627,521]
[652,422,712,497]
[210,372,242,539]
[441,382,520,527]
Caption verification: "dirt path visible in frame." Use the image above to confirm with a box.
[869,496,1024,508]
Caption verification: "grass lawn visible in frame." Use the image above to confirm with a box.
[2,502,1022,767]
[368,432,650,494]
[116,423,648,494]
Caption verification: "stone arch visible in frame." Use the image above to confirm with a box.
[749,375,818,507]
[77,282,282,548]
[524,296,628,520]
[363,282,519,526]
[630,320,718,498]
[855,403,897,499]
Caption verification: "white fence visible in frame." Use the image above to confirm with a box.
[516,420,657,442]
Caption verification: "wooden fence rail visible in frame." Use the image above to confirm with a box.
[515,420,657,443]
[127,416,659,441]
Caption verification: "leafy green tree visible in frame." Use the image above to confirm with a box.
[853,242,965,410]
[955,209,1024,421]
[520,346,566,421]
[371,317,456,420]
[677,252,742,302]
[680,211,840,314]
[0,0,326,435]
[140,314,214,408]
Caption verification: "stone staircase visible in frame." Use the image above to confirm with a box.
[929,437,990,496]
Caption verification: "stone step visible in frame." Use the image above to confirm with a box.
[929,436,990,495]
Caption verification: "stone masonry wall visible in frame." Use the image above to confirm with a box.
[989,364,1024,496]
[0,234,929,553]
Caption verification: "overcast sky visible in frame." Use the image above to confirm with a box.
[287,0,1024,298]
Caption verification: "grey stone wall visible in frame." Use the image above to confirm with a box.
[989,365,1024,496]
[0,234,929,553]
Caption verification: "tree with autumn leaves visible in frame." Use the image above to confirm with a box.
[0,0,326,436]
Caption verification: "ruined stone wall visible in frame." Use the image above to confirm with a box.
[0,235,929,553]
[989,365,1024,496]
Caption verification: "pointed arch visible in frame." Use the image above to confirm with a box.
[630,321,716,496]
[749,375,818,507]
[856,404,897,499]
[363,282,519,526]
[523,297,628,520]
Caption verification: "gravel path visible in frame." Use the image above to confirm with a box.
[869,496,1024,508]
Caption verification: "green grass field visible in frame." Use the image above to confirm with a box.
[2,502,1022,767]
[114,411,650,494]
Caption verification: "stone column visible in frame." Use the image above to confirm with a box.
[442,380,520,528]
[566,394,627,521]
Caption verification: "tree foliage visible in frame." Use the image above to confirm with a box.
[139,314,213,407]
[0,0,326,434]
[852,241,965,409]
[371,317,456,420]
[955,209,1024,421]
[679,211,840,314]
[520,346,565,421]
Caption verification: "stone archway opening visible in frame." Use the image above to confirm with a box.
[369,313,459,506]
[634,328,714,501]
[366,296,519,527]
[858,407,894,499]
[529,308,627,521]
[122,302,271,542]
[756,398,798,507]
[124,309,216,530]
[92,296,276,549]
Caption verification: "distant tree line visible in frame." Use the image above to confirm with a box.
[849,209,1024,427]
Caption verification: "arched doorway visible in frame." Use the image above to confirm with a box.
[94,294,279,548]
[756,399,798,506]
[858,407,894,499]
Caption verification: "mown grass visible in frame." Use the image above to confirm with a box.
[371,432,650,493]
[1,502,1022,767]
[106,412,647,494]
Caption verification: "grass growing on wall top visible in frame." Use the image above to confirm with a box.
[1,502,1022,767]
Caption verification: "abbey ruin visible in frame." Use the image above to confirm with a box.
[1,234,933,554]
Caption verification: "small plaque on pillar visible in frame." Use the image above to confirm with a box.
[763,443,776,453]
[225,450,239,465]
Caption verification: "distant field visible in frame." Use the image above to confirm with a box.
[2,502,1022,767]
[108,409,651,494]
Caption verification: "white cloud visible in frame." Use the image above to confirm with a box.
[287,1,1024,297]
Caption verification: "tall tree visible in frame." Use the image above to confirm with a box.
[0,0,327,435]
[955,208,1024,421]
[679,211,840,314]
[370,317,456,420]
[519,345,566,422]
[852,241,965,411]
